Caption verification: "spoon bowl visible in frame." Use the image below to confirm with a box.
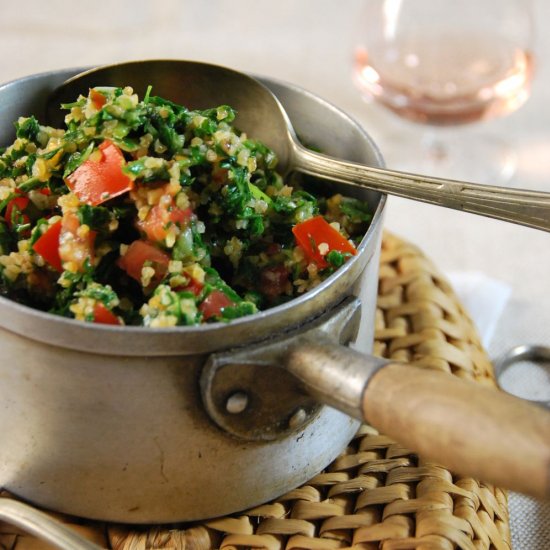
[46,59,293,167]
[47,59,550,232]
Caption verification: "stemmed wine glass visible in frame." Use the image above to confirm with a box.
[352,0,534,183]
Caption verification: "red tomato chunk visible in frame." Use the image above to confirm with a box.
[117,240,170,286]
[32,220,63,272]
[66,140,134,206]
[5,196,30,228]
[199,290,234,320]
[93,303,121,325]
[292,216,356,269]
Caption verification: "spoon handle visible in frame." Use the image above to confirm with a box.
[293,144,550,232]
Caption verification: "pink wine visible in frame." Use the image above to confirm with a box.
[354,32,534,126]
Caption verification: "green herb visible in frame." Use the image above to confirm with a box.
[63,142,95,178]
[221,301,257,320]
[339,197,372,223]
[18,177,44,192]
[77,204,111,230]
[248,182,272,204]
[326,249,346,268]
[76,282,119,308]
[15,116,40,141]
[143,85,153,104]
[124,157,171,181]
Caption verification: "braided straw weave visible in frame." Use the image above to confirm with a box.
[0,232,511,550]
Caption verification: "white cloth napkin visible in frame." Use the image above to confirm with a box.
[445,270,512,349]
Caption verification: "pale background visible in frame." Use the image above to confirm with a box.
[1,1,548,547]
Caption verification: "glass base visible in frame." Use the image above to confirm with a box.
[381,129,518,185]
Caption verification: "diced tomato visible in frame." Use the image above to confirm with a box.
[117,240,170,287]
[139,205,167,242]
[66,140,134,206]
[138,200,192,242]
[32,220,63,272]
[93,303,121,325]
[199,290,234,321]
[292,216,357,269]
[57,212,97,273]
[5,196,30,228]
[173,275,204,295]
[169,206,192,225]
[90,88,107,110]
[260,264,289,298]
[182,277,204,296]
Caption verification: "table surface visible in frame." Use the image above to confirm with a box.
[1,1,548,547]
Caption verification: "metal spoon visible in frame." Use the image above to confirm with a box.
[46,59,550,232]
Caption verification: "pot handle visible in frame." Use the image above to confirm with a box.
[0,498,102,550]
[286,341,550,500]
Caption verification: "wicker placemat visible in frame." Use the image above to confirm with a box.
[0,232,511,550]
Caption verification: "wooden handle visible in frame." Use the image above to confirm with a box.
[364,364,550,499]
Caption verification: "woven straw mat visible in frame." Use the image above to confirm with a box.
[0,232,511,550]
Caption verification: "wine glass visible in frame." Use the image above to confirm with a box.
[352,0,534,183]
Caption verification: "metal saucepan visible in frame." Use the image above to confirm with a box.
[0,63,548,527]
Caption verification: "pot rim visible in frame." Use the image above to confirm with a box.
[0,65,387,354]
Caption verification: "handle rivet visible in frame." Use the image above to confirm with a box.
[288,407,307,429]
[226,392,249,414]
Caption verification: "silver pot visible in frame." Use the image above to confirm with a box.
[0,68,386,523]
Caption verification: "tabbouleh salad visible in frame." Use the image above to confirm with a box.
[0,86,371,327]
